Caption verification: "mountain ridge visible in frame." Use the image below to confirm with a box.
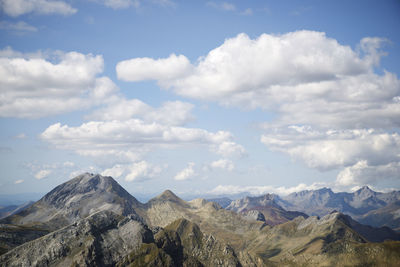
[1,173,400,266]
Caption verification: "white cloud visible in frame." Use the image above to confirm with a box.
[101,164,126,178]
[15,179,24,184]
[0,0,77,17]
[125,161,162,181]
[213,141,246,158]
[0,48,118,118]
[210,182,326,196]
[34,169,51,179]
[0,21,38,32]
[175,162,196,181]
[63,161,75,167]
[102,161,162,181]
[117,54,192,83]
[69,166,98,179]
[40,118,243,164]
[115,32,399,129]
[210,159,234,171]
[261,127,400,170]
[114,30,400,190]
[337,161,400,186]
[86,99,194,126]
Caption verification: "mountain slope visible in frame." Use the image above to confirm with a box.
[1,173,400,266]
[245,212,400,266]
[0,211,153,267]
[358,201,400,231]
[281,186,400,229]
[1,173,144,230]
[0,202,33,220]
[227,194,308,225]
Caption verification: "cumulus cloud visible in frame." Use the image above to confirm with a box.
[116,31,399,129]
[117,54,192,83]
[40,118,244,165]
[0,21,38,32]
[174,162,196,181]
[213,141,246,158]
[261,127,400,170]
[34,169,52,179]
[86,99,194,126]
[337,161,400,186]
[209,159,234,171]
[115,30,400,189]
[0,0,77,17]
[0,47,118,118]
[261,127,400,187]
[210,182,326,196]
[102,161,163,182]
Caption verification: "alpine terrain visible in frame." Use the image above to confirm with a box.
[1,173,400,266]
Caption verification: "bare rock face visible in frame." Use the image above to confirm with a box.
[0,211,153,267]
[164,218,241,267]
[227,194,307,226]
[1,173,143,230]
[243,210,266,222]
[0,224,49,255]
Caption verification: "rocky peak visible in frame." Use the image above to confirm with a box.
[154,190,183,203]
[1,173,143,230]
[40,173,142,209]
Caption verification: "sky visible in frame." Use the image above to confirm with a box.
[0,0,400,200]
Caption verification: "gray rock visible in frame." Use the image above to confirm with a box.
[0,211,152,267]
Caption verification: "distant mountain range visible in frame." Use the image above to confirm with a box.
[1,173,400,266]
[278,186,400,231]
[208,186,400,231]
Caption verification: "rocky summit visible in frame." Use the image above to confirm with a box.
[1,173,400,266]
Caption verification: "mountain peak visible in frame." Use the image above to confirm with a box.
[4,173,142,229]
[156,189,181,202]
[354,185,376,198]
[358,185,373,192]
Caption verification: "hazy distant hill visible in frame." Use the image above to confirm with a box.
[279,186,400,229]
[1,173,400,266]
[226,194,308,225]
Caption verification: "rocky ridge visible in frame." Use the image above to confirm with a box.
[1,173,400,266]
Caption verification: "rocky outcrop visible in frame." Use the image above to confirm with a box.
[1,173,400,267]
[227,194,307,226]
[0,173,144,231]
[0,211,153,267]
[243,210,266,222]
[0,224,49,255]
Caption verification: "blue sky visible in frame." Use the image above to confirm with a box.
[0,0,400,199]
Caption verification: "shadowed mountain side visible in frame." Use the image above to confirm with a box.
[358,201,400,231]
[0,202,34,220]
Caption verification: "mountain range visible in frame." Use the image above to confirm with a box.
[1,173,400,266]
[278,186,400,231]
